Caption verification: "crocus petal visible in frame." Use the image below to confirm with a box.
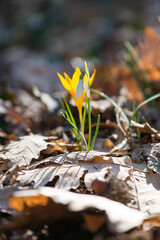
[71,67,81,95]
[83,81,90,97]
[76,79,84,99]
[74,91,85,116]
[83,73,87,84]
[57,72,72,93]
[75,67,81,76]
[83,69,96,87]
[89,69,96,86]
[64,73,72,84]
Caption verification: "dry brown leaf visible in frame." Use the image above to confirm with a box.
[6,187,144,233]
[83,214,106,233]
[143,215,160,227]
[41,142,79,156]
[2,149,160,220]
[35,150,107,165]
[12,151,129,192]
[130,120,159,136]
[93,155,132,166]
[15,152,131,191]
[128,162,160,216]
[0,134,57,168]
[18,151,160,217]
[104,139,115,149]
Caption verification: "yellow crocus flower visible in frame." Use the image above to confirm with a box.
[57,67,96,119]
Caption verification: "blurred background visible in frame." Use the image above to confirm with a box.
[0,0,160,94]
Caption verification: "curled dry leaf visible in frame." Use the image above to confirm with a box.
[130,120,159,138]
[0,134,58,169]
[6,187,145,234]
[0,134,49,168]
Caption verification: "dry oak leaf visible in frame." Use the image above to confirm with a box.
[128,167,160,217]
[16,151,131,190]
[6,187,145,233]
[130,120,159,137]
[16,151,108,189]
[0,134,57,168]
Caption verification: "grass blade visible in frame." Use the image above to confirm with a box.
[124,55,149,101]
[90,114,100,150]
[63,97,77,126]
[87,97,92,150]
[124,41,155,107]
[63,97,79,137]
[61,113,88,150]
[59,97,79,145]
[135,92,160,114]
[125,41,154,94]
[90,88,130,127]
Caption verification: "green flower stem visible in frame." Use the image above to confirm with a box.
[87,97,92,150]
[63,97,78,136]
[90,114,100,150]
[83,98,88,130]
[79,111,84,150]
[62,112,88,150]
[59,98,80,148]
[84,62,92,150]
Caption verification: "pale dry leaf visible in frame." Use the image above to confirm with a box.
[130,120,159,135]
[0,134,56,168]
[124,154,160,215]
[93,155,132,166]
[17,164,86,189]
[145,143,160,173]
[7,187,145,233]
[30,150,107,166]
[91,99,114,120]
[7,149,160,219]
[16,152,131,190]
[17,162,110,190]
[84,157,132,190]
[130,142,160,173]
[128,168,160,217]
